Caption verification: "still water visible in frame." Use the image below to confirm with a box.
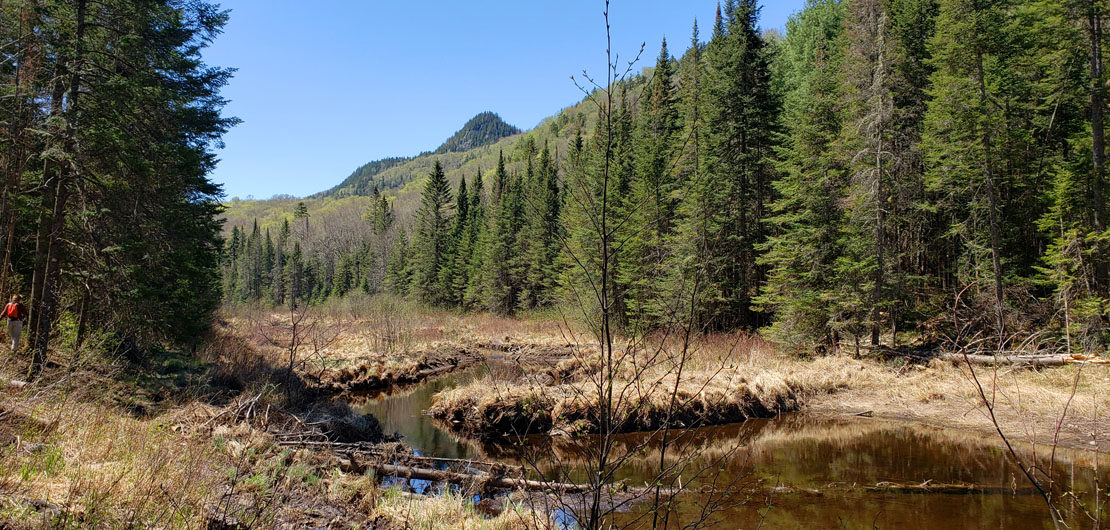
[353,364,1109,529]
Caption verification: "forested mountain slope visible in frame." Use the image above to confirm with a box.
[309,112,522,201]
[434,112,523,155]
[222,94,617,233]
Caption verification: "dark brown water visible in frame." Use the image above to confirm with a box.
[353,364,1109,529]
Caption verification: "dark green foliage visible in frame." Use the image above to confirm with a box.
[412,161,454,304]
[317,113,518,200]
[435,112,522,155]
[621,39,683,328]
[483,156,527,314]
[756,0,847,348]
[386,229,413,296]
[676,0,780,330]
[0,0,235,356]
[317,157,411,198]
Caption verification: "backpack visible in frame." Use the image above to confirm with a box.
[4,303,18,319]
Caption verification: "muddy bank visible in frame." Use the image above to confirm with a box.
[312,340,577,395]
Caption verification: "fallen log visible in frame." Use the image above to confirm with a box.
[863,482,1041,495]
[373,463,595,493]
[277,440,504,470]
[860,345,1107,367]
[769,482,1041,496]
[939,353,1107,367]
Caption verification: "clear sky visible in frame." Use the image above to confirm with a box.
[204,1,805,200]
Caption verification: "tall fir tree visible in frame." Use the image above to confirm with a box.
[678,0,779,329]
[621,39,682,327]
[757,0,848,348]
[412,161,454,304]
[386,228,413,296]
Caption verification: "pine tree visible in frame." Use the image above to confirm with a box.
[757,0,847,348]
[412,161,454,304]
[678,0,779,329]
[622,39,682,327]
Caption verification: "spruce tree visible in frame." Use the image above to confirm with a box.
[622,39,682,327]
[923,0,1042,333]
[483,166,525,314]
[438,175,469,306]
[838,0,898,346]
[677,0,779,329]
[386,229,413,296]
[463,170,489,309]
[366,186,395,293]
[756,0,847,348]
[412,161,454,304]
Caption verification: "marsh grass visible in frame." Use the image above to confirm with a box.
[0,318,547,528]
[376,487,544,530]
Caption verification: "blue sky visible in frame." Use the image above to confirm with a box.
[205,1,805,200]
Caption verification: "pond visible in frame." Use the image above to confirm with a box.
[352,362,1109,529]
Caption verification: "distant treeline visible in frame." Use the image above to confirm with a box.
[222,0,1110,352]
[0,0,233,361]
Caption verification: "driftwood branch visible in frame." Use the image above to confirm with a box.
[372,463,595,493]
[938,353,1107,367]
[861,346,1107,367]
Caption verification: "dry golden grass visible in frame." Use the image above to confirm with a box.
[428,332,855,436]
[0,391,225,527]
[423,320,1107,454]
[221,296,579,396]
[376,488,548,530]
[0,320,540,529]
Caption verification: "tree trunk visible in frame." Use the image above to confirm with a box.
[32,173,72,362]
[872,135,885,347]
[1089,1,1106,232]
[75,284,90,348]
[0,2,33,295]
[976,48,1005,335]
[28,0,87,373]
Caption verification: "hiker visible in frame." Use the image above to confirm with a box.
[5,294,27,351]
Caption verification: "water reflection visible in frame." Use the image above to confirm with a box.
[351,365,1109,529]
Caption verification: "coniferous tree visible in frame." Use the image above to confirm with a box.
[386,228,413,296]
[838,0,898,346]
[923,0,1041,333]
[622,39,682,327]
[439,175,469,306]
[288,241,304,309]
[412,161,454,304]
[520,140,563,310]
[463,171,489,309]
[757,0,848,348]
[484,164,526,314]
[366,186,395,293]
[677,0,779,329]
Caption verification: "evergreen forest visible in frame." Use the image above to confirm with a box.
[0,0,233,366]
[222,0,1110,354]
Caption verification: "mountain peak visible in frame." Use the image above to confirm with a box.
[434,112,521,155]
